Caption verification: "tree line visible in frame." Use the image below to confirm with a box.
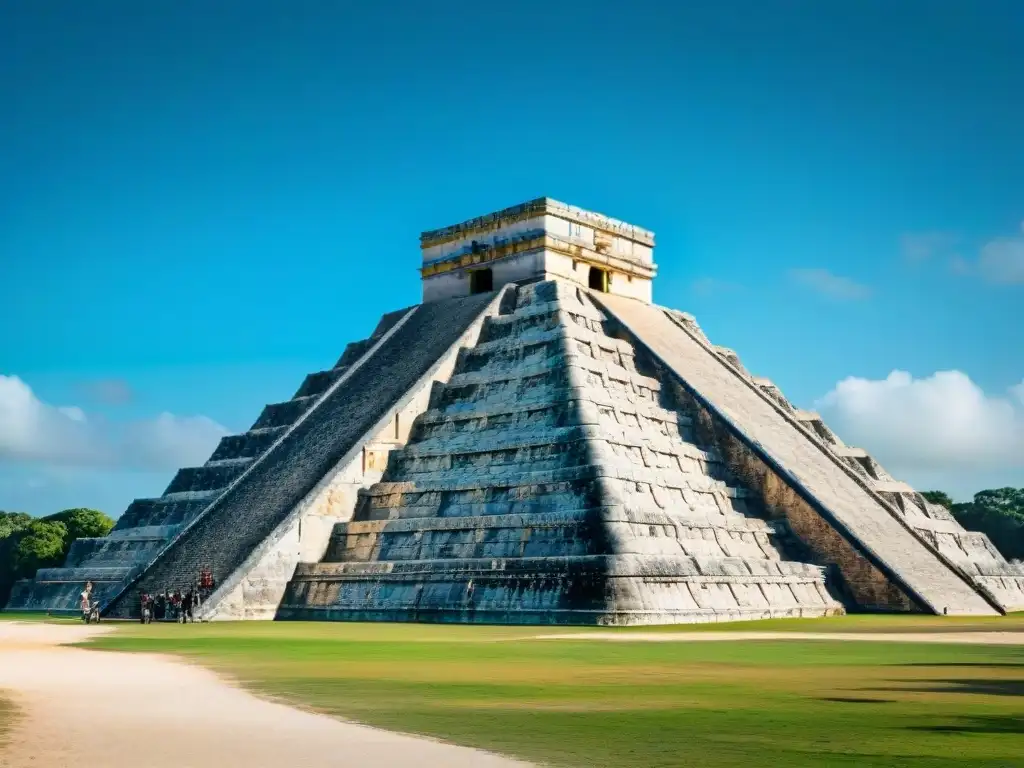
[0,508,115,607]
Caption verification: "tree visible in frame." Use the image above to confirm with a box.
[921,491,954,510]
[12,520,68,577]
[42,508,114,558]
[0,508,115,608]
[1,511,32,539]
[1,512,34,605]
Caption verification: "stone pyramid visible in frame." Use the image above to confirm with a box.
[278,280,842,623]
[8,198,1023,623]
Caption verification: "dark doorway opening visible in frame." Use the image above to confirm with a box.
[470,268,493,294]
[588,266,608,292]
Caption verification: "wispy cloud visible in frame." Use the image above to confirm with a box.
[789,268,872,301]
[903,221,1024,285]
[901,232,958,263]
[978,225,1024,285]
[0,374,228,471]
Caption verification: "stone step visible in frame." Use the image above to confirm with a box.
[332,339,374,368]
[251,395,318,430]
[337,507,776,537]
[293,553,826,581]
[445,354,661,393]
[113,497,212,532]
[33,565,136,583]
[327,512,780,564]
[64,537,167,568]
[416,396,691,432]
[107,524,183,541]
[208,426,288,462]
[158,488,223,504]
[397,425,583,458]
[481,304,603,343]
[465,322,634,366]
[293,366,349,399]
[164,463,248,495]
[204,456,254,469]
[6,577,128,614]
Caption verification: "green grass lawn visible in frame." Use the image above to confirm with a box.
[79,617,1024,768]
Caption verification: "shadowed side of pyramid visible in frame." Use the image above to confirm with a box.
[277,281,845,624]
[593,293,1023,616]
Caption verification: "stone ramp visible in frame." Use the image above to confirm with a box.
[104,290,505,617]
[594,292,998,617]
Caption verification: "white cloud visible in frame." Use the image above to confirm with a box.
[0,375,228,472]
[790,268,872,301]
[815,370,1024,498]
[978,235,1024,285]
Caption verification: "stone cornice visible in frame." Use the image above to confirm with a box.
[420,197,655,249]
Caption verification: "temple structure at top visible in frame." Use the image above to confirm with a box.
[420,197,657,303]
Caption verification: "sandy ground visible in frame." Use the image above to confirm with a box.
[0,622,529,768]
[540,630,1024,644]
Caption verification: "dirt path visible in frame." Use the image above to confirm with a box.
[539,630,1024,644]
[0,622,528,768]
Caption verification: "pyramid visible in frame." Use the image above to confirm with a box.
[8,198,1024,623]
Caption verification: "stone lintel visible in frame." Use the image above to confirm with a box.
[420,197,655,249]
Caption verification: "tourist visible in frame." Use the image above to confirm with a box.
[183,589,196,623]
[80,581,93,623]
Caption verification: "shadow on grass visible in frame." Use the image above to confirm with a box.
[908,715,1024,735]
[878,679,1024,697]
[899,662,1024,669]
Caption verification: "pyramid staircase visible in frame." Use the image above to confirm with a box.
[279,281,844,624]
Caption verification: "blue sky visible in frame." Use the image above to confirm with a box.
[1,1,1021,514]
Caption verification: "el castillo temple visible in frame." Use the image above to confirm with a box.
[9,198,1024,623]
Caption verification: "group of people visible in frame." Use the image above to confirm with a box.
[139,588,200,623]
[77,567,217,624]
[139,568,216,624]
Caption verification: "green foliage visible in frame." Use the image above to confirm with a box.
[0,512,35,608]
[42,508,114,558]
[949,487,1024,562]
[0,507,114,608]
[12,520,67,575]
[921,490,954,510]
